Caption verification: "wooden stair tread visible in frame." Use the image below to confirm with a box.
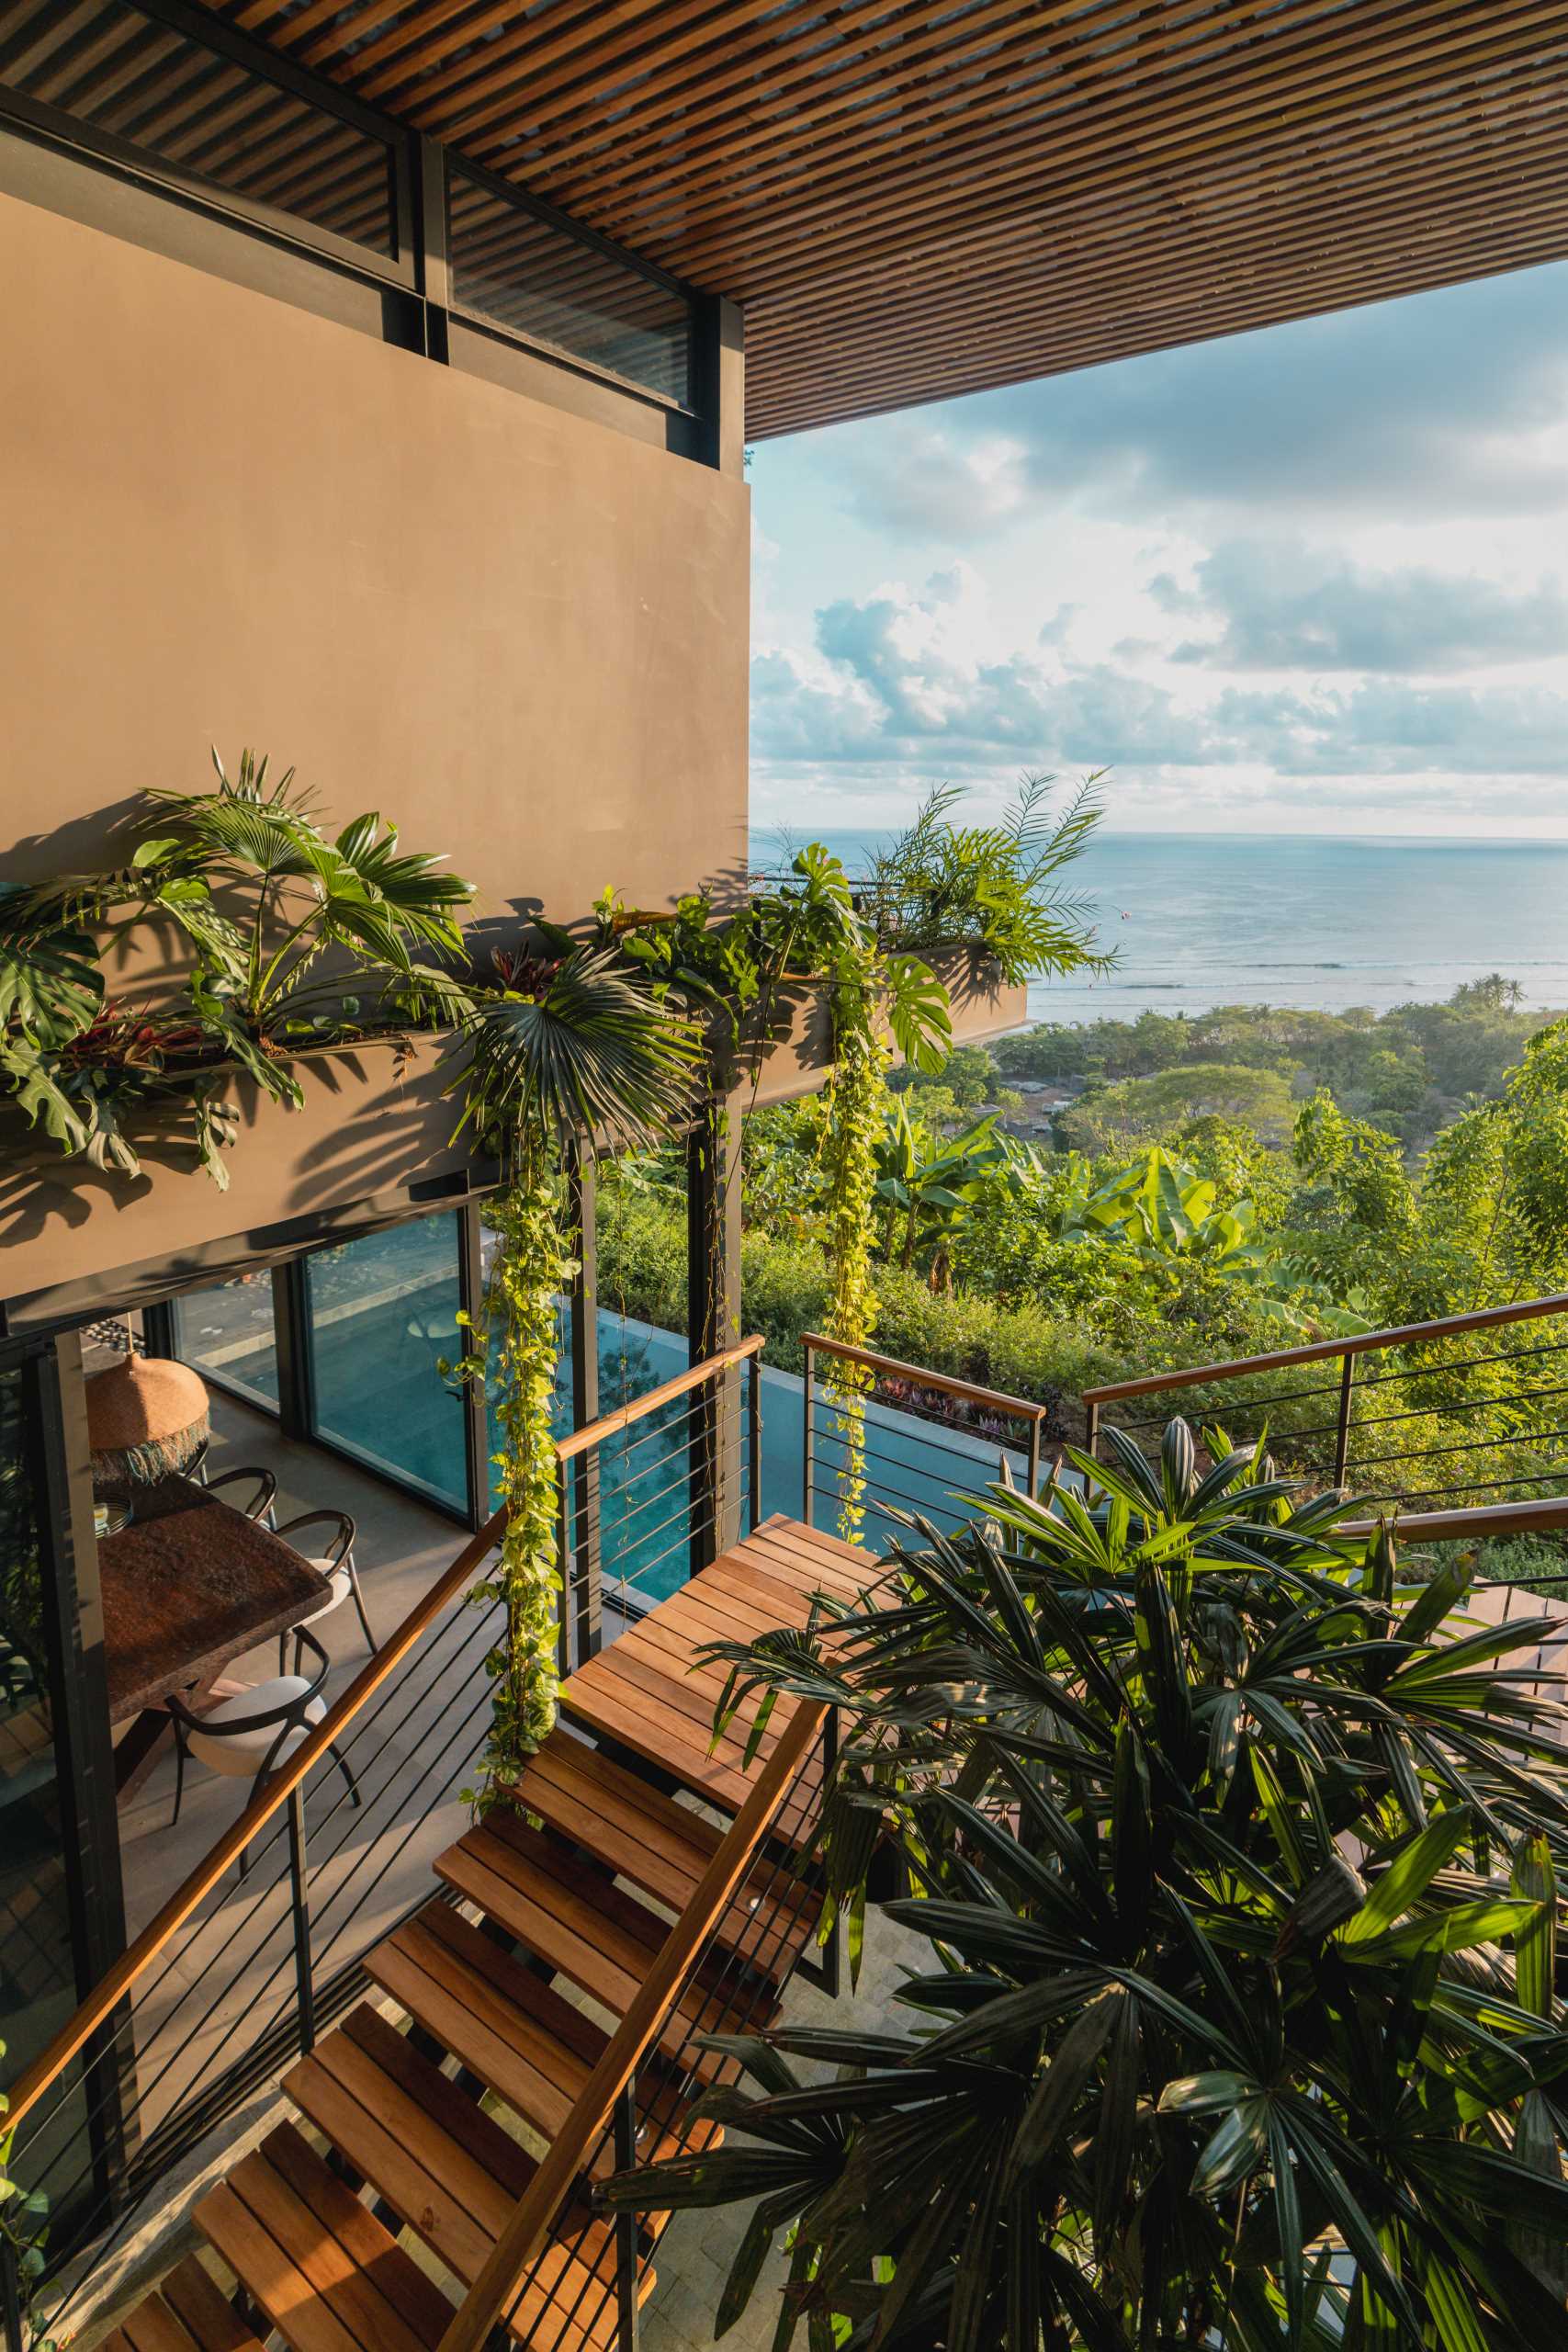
[435,1816,773,2073]
[506,1736,818,1974]
[102,2258,265,2352]
[196,2123,454,2352]
[365,1905,721,2175]
[558,1520,860,1811]
[284,2008,638,2352]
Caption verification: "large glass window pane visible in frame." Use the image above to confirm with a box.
[303,1215,468,1514]
[447,159,693,406]
[0,0,400,257]
[169,1272,279,1410]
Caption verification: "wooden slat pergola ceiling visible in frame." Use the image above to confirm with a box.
[200,0,1568,437]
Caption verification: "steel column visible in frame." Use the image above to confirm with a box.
[614,2078,641,2349]
[686,1102,741,1577]
[286,1788,315,2056]
[567,1147,603,1653]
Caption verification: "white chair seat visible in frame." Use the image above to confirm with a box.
[186,1679,327,1776]
[289,1558,353,1630]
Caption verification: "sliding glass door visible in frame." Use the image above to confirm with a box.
[167,1272,281,1410]
[300,1214,469,1515]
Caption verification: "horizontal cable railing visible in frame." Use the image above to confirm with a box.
[1083,1291,1568,1516]
[3,1502,509,2340]
[434,1692,832,2352]
[802,1331,1049,1545]
[3,1340,762,2344]
[558,1334,763,1657]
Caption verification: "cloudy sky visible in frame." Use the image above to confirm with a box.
[748,258,1568,838]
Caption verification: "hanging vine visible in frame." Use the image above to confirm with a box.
[452,1144,574,1802]
[449,947,702,1806]
[818,986,889,1541]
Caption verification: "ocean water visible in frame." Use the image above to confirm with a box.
[756,830,1568,1025]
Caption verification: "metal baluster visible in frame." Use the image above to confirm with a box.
[802,1343,815,1527]
[748,1354,762,1534]
[818,1704,842,2000]
[1027,1414,1043,1500]
[1334,1354,1357,1488]
[615,2076,641,2349]
[286,1787,315,2056]
[556,1477,573,1679]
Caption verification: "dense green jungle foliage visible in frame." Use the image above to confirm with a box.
[598,978,1568,1574]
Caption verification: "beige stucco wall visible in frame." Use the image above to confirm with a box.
[0,187,750,922]
[0,187,750,1313]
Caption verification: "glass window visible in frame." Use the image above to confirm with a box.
[169,1272,280,1411]
[0,0,399,257]
[0,1362,81,2165]
[303,1215,468,1514]
[447,159,693,406]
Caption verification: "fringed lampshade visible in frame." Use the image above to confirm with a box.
[86,1355,211,1493]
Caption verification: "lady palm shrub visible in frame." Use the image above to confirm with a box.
[604,1425,1568,2349]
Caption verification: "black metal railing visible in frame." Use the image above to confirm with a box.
[1083,1291,1568,1513]
[557,1335,763,1657]
[801,1332,1049,1548]
[3,1507,510,2344]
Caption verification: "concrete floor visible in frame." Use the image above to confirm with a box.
[66,1369,906,2352]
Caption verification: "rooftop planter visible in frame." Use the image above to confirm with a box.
[0,1031,475,1317]
[745,950,1027,1109]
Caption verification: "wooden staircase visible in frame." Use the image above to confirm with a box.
[99,1518,874,2352]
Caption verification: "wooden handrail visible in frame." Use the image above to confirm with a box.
[6,1503,511,2141]
[804,1330,1051,1421]
[7,1339,765,2143]
[1338,1495,1568,1543]
[1082,1290,1568,1406]
[435,1695,829,2352]
[555,1333,764,1463]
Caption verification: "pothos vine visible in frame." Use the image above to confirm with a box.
[451,1149,573,1804]
[819,978,892,1543]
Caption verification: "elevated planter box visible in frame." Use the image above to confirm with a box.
[0,1033,487,1328]
[745,953,1029,1110]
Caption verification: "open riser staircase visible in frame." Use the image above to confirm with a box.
[94,1518,874,2352]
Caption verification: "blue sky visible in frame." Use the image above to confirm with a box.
[748,258,1568,838]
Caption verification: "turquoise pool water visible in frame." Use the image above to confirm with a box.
[177,1221,1020,1603]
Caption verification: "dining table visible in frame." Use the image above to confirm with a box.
[98,1476,331,1796]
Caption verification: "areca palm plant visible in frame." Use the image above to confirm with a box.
[446,946,702,1790]
[603,1424,1568,2348]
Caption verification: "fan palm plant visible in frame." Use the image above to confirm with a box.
[446,946,702,1789]
[603,1424,1568,2349]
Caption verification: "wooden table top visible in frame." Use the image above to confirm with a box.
[98,1479,331,1723]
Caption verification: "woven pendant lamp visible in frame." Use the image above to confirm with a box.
[85,1351,211,1493]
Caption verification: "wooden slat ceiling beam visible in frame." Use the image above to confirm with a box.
[196,0,1568,437]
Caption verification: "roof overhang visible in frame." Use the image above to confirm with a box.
[200,0,1568,437]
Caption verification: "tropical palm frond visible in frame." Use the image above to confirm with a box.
[450,944,701,1158]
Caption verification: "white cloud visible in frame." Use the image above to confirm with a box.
[748,259,1568,836]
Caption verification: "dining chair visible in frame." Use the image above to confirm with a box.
[274,1509,377,1670]
[202,1464,279,1529]
[165,1628,360,1871]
